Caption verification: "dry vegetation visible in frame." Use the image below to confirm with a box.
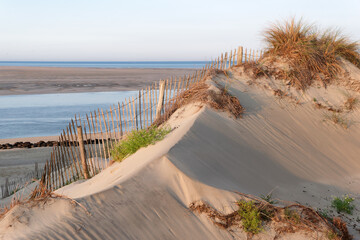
[190,193,352,239]
[153,77,244,126]
[252,18,360,89]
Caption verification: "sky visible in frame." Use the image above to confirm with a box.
[0,0,359,61]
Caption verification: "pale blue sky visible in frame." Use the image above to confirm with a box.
[0,0,359,61]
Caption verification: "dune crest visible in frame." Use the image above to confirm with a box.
[1,64,360,239]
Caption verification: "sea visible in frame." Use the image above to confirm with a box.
[0,91,138,139]
[0,61,209,69]
[0,61,207,139]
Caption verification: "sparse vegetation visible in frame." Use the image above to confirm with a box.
[190,193,352,239]
[237,200,263,234]
[326,112,348,128]
[344,96,358,111]
[318,209,331,220]
[284,207,300,224]
[327,230,339,240]
[262,17,360,89]
[111,126,171,162]
[331,195,355,214]
[260,193,277,204]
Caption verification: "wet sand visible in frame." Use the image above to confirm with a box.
[0,66,196,95]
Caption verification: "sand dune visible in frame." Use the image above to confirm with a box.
[1,66,360,239]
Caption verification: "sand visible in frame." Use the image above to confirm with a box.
[0,66,196,95]
[1,64,360,239]
[0,66,196,188]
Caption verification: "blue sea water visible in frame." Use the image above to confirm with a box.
[0,61,209,69]
[0,91,137,139]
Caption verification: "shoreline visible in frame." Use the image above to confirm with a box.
[0,66,196,96]
[0,136,58,148]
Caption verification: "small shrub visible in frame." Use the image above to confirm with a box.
[331,195,355,214]
[284,208,300,224]
[237,200,262,234]
[111,126,171,162]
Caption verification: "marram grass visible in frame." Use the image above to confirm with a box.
[263,17,360,89]
[111,126,171,162]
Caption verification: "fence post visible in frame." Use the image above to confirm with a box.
[77,126,90,179]
[156,80,166,119]
[3,177,9,198]
[237,46,243,65]
[35,162,38,179]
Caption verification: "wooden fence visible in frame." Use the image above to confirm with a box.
[29,46,263,197]
[1,163,43,199]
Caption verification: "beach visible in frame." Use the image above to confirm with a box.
[0,66,196,96]
[0,66,196,188]
[1,65,359,238]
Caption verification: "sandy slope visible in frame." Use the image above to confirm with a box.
[1,68,360,239]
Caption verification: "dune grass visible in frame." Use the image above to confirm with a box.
[111,126,171,162]
[263,18,360,89]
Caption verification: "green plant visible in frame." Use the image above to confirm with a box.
[284,207,300,224]
[313,97,317,102]
[260,193,277,204]
[318,209,330,220]
[111,126,171,162]
[237,200,262,234]
[331,195,355,214]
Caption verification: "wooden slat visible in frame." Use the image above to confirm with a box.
[118,103,123,138]
[141,89,145,129]
[99,109,110,166]
[70,120,83,175]
[77,126,90,179]
[95,110,106,170]
[122,101,128,134]
[64,129,79,180]
[83,124,95,176]
[85,115,96,173]
[66,127,80,179]
[128,98,134,131]
[146,88,149,128]
[138,91,142,129]
[106,110,114,150]
[58,134,71,183]
[229,50,232,68]
[89,112,101,171]
[149,85,153,124]
[110,106,117,143]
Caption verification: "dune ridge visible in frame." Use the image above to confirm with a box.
[1,63,360,239]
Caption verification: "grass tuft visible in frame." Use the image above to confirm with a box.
[237,200,262,234]
[111,126,171,162]
[331,195,354,214]
[260,193,277,204]
[344,96,358,111]
[263,17,360,89]
[284,207,301,224]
